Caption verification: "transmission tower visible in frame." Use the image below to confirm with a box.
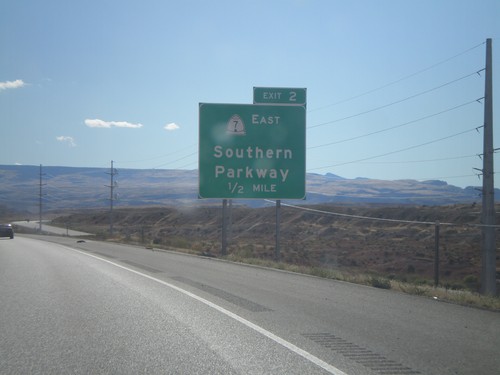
[38,164,46,233]
[106,160,118,236]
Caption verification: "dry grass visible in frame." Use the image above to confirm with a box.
[223,252,500,311]
[392,281,500,310]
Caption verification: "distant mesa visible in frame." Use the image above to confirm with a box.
[323,173,345,180]
[0,164,490,212]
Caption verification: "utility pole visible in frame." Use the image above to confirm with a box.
[106,160,118,236]
[480,38,496,296]
[38,164,45,233]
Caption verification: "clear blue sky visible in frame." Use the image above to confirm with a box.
[1,0,499,188]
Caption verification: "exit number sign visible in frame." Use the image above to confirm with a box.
[253,87,306,106]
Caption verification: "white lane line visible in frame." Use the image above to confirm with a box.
[69,247,349,375]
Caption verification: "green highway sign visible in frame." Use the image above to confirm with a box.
[253,87,306,106]
[199,103,306,199]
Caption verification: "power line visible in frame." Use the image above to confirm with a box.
[309,126,482,171]
[308,41,485,113]
[116,143,197,165]
[98,44,485,190]
[332,154,477,165]
[152,151,197,169]
[105,47,484,171]
[173,160,198,169]
[148,98,481,169]
[266,199,451,225]
[114,45,485,180]
[309,98,482,149]
[265,200,500,228]
[308,71,483,130]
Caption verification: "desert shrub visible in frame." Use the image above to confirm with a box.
[310,267,334,278]
[415,278,431,286]
[444,282,463,291]
[397,283,427,296]
[370,276,391,289]
[234,244,255,258]
[463,275,479,291]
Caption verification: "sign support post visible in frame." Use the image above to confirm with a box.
[276,203,280,262]
[221,199,228,256]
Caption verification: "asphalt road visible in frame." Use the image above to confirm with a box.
[12,220,92,236]
[1,235,499,374]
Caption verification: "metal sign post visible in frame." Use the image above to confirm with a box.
[275,199,281,261]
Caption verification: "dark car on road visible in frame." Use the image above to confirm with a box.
[0,224,14,239]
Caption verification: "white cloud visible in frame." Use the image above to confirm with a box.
[164,122,180,131]
[56,136,76,147]
[0,79,25,90]
[84,118,143,129]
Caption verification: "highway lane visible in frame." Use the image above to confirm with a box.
[0,236,341,374]
[12,220,92,236]
[1,236,499,374]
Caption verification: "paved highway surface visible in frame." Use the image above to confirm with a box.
[12,220,92,236]
[1,235,499,374]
